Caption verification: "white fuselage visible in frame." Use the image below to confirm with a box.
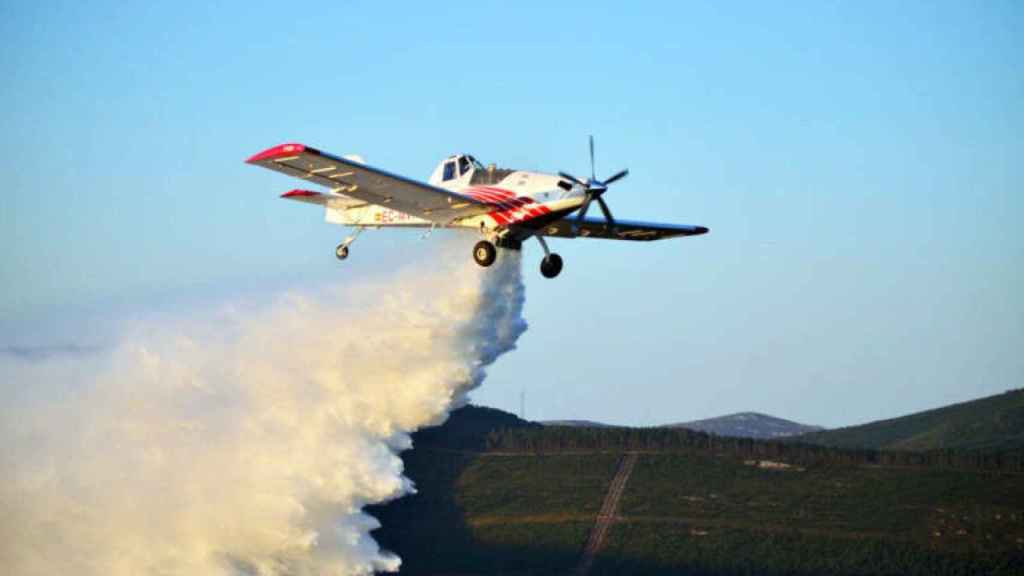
[325,154,584,234]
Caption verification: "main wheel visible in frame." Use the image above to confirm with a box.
[335,244,350,260]
[473,240,497,267]
[540,253,563,278]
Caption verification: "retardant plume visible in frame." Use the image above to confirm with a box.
[0,240,526,575]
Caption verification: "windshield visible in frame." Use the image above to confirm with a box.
[468,155,486,171]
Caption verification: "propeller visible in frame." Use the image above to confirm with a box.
[558,135,628,232]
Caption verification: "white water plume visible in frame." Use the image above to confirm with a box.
[0,240,527,575]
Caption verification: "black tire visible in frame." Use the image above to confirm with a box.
[540,253,563,278]
[335,244,349,260]
[473,241,497,267]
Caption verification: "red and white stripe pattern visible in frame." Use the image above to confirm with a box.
[461,186,552,226]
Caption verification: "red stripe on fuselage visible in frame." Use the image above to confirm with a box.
[464,189,527,211]
[491,203,551,225]
[467,187,517,200]
[467,191,514,207]
[472,185,516,198]
[469,187,534,208]
[462,186,554,226]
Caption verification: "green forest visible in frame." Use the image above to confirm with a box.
[370,400,1024,575]
[799,388,1024,452]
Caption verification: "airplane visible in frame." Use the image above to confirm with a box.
[246,137,708,279]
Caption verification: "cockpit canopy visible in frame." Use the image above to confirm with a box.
[430,154,516,187]
[441,154,485,182]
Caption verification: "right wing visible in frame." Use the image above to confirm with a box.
[246,143,493,224]
[536,216,709,241]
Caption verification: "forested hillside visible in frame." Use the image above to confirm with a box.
[370,404,1024,575]
[798,388,1024,451]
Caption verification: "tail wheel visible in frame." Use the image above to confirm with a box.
[473,240,497,267]
[540,253,563,278]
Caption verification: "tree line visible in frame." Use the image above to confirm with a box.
[482,426,1024,471]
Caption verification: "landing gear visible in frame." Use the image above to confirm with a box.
[540,253,563,278]
[535,235,563,279]
[472,233,564,278]
[335,226,364,261]
[473,240,497,267]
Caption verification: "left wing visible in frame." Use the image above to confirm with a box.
[535,216,709,241]
[246,143,492,224]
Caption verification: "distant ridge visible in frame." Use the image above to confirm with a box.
[542,419,615,428]
[798,389,1024,452]
[539,389,1024,451]
[666,412,824,439]
[541,413,824,439]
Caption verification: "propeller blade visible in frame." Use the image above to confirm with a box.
[589,135,596,181]
[558,171,586,187]
[603,169,629,185]
[596,196,615,226]
[577,195,593,223]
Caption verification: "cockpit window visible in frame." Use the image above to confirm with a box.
[458,156,471,175]
[443,161,456,181]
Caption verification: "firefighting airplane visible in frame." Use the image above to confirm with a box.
[246,137,708,278]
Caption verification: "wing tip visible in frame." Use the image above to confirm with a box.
[281,189,321,198]
[694,226,710,235]
[246,143,307,164]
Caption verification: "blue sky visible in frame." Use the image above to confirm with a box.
[2,1,1021,427]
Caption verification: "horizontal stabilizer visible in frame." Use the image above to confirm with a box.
[280,189,366,209]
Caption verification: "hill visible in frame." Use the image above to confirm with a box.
[667,411,824,439]
[542,419,615,428]
[414,404,539,450]
[370,404,1024,575]
[798,388,1024,451]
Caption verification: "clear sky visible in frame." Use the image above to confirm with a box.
[2,1,1021,427]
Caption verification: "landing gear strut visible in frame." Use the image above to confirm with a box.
[335,226,364,261]
[536,236,563,279]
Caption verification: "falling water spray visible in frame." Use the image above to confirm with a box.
[0,240,527,575]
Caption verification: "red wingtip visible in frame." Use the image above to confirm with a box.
[281,189,321,198]
[246,143,307,163]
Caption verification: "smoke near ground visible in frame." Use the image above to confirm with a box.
[0,240,526,575]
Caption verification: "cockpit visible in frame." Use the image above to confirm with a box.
[442,155,486,182]
[432,154,516,187]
